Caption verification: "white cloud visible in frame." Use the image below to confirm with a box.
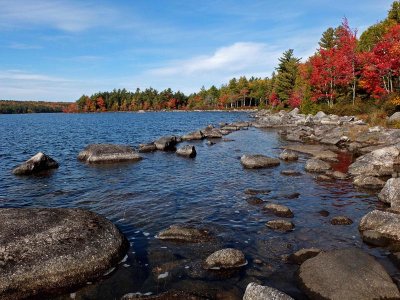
[0,0,116,32]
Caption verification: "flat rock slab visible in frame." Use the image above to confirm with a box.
[78,144,142,163]
[241,154,280,169]
[0,208,128,299]
[243,282,294,300]
[359,210,400,247]
[298,248,400,300]
[13,152,59,175]
[122,291,208,299]
[284,144,338,161]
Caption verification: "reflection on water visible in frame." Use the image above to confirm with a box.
[0,112,398,299]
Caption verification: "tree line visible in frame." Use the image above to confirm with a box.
[60,1,399,114]
[0,100,70,114]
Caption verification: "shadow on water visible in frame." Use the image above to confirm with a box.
[0,112,398,299]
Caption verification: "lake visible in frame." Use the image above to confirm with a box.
[0,112,397,299]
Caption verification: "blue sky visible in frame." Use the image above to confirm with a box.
[0,0,394,101]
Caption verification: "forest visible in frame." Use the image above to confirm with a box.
[0,100,70,114]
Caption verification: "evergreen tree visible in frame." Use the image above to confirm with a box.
[319,27,337,49]
[274,49,301,103]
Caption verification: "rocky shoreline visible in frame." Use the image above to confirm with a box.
[5,109,400,299]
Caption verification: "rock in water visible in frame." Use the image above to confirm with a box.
[12,152,59,175]
[0,208,128,299]
[299,249,400,300]
[138,143,157,153]
[266,220,295,232]
[330,216,353,225]
[279,150,299,161]
[305,158,331,173]
[288,248,321,264]
[203,248,247,269]
[240,154,280,169]
[78,144,142,163]
[181,131,204,141]
[156,224,211,243]
[154,136,179,151]
[359,210,400,247]
[263,203,294,218]
[243,282,294,300]
[353,176,386,189]
[121,291,207,299]
[378,178,400,211]
[176,145,196,158]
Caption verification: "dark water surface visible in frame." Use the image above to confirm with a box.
[0,112,398,299]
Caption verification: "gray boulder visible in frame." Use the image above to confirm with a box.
[348,145,400,177]
[0,208,128,299]
[156,224,211,243]
[176,145,196,158]
[243,282,294,300]
[305,158,331,173]
[241,154,280,169]
[389,112,400,123]
[378,178,400,211]
[314,111,327,119]
[203,248,247,270]
[154,136,179,151]
[298,248,400,300]
[359,210,400,247]
[78,144,142,163]
[13,152,59,175]
[353,175,386,190]
[202,125,223,138]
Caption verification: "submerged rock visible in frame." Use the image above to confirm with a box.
[154,136,179,151]
[243,282,294,300]
[305,158,331,173]
[240,154,280,169]
[246,197,264,205]
[78,144,142,163]
[330,216,353,225]
[176,145,197,158]
[359,210,400,247]
[12,152,59,175]
[244,188,271,195]
[378,178,400,211]
[266,220,295,232]
[203,248,247,270]
[279,150,299,161]
[263,203,294,218]
[288,248,321,264]
[156,224,211,243]
[298,248,400,300]
[121,291,207,299]
[0,208,128,299]
[353,175,386,190]
[281,170,302,176]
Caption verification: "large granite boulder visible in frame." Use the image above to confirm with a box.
[378,178,400,211]
[12,152,59,175]
[203,248,247,270]
[298,248,400,300]
[156,224,211,243]
[0,208,128,299]
[240,154,280,169]
[348,145,400,177]
[176,145,197,158]
[389,112,400,123]
[154,136,180,151]
[359,210,400,247]
[243,282,293,300]
[78,144,142,163]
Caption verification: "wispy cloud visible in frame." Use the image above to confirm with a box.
[0,0,116,32]
[8,43,43,50]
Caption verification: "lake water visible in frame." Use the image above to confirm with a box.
[0,112,398,299]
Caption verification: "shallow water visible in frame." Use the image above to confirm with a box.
[0,112,398,299]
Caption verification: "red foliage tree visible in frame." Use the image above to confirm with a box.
[269,92,280,106]
[288,91,302,108]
